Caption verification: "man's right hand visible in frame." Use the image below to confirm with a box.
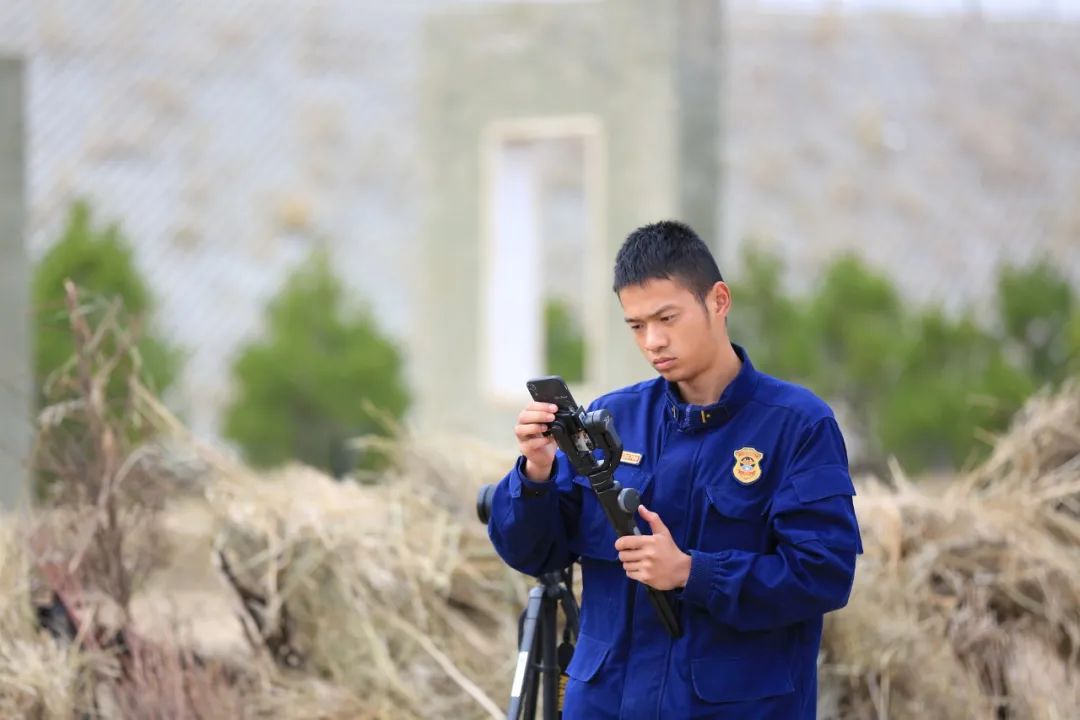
[515,402,559,482]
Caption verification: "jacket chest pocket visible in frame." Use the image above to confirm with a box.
[695,477,773,553]
[567,465,652,562]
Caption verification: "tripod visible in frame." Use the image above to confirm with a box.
[506,566,580,720]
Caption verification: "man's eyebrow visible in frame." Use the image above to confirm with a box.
[623,304,679,323]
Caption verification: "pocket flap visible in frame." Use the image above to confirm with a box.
[705,481,770,521]
[690,652,794,703]
[790,465,856,504]
[565,633,611,683]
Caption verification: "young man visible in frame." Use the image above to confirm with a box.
[487,221,862,719]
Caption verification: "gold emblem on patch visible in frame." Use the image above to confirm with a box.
[620,450,643,466]
[732,447,764,485]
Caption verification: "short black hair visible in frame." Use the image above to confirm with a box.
[613,220,723,302]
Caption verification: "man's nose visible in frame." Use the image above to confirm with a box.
[644,325,667,352]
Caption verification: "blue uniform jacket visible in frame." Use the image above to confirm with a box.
[488,346,862,719]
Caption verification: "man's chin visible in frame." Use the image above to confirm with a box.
[654,365,682,381]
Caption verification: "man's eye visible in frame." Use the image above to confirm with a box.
[661,315,675,323]
[630,324,643,332]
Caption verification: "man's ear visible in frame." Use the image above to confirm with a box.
[710,281,731,319]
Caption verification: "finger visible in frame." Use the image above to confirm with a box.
[614,535,647,552]
[618,549,650,563]
[517,436,550,452]
[516,424,552,439]
[519,409,557,425]
[638,504,669,536]
[520,434,555,450]
[523,403,559,417]
[522,433,557,451]
[515,423,549,439]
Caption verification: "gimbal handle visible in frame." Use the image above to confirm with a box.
[587,467,683,638]
[547,406,683,637]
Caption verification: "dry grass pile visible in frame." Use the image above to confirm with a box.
[202,438,525,720]
[0,520,94,718]
[821,384,1080,719]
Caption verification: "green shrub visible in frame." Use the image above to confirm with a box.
[729,247,1074,473]
[726,247,820,383]
[32,200,181,403]
[997,259,1075,384]
[544,297,586,383]
[879,308,1034,470]
[222,251,410,473]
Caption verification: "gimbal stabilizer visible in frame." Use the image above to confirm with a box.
[537,385,682,639]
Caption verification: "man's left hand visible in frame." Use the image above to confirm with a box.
[615,505,692,591]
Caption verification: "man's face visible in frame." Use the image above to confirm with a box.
[618,277,729,383]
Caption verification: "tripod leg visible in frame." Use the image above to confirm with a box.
[558,587,579,641]
[522,616,541,720]
[508,587,544,720]
[542,591,559,720]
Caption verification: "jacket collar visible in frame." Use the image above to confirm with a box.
[664,344,758,433]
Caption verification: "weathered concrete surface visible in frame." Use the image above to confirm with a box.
[0,56,28,507]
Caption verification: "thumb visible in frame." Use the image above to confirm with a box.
[638,504,668,536]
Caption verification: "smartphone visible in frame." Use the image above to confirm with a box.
[526,375,579,413]
[526,375,595,456]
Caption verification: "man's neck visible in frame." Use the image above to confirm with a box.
[676,343,741,406]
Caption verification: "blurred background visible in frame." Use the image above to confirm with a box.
[0,1,1078,718]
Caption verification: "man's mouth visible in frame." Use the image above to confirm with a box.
[652,357,676,370]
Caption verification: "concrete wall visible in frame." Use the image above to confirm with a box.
[414,0,722,442]
[0,56,28,507]
[721,9,1080,313]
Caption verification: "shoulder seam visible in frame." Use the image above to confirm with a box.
[597,379,660,400]
[745,398,833,427]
